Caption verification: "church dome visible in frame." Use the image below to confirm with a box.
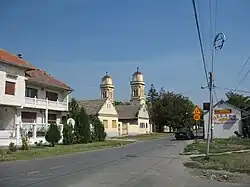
[132,67,144,82]
[101,72,113,85]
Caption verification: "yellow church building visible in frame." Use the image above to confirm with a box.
[78,68,151,137]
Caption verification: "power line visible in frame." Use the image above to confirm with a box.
[216,86,250,94]
[191,0,209,86]
[234,55,250,89]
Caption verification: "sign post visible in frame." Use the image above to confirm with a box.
[193,105,202,143]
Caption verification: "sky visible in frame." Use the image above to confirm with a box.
[1,0,250,105]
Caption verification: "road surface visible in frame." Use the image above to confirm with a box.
[0,137,248,187]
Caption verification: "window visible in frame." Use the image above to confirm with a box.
[46,91,58,101]
[140,123,145,128]
[112,120,117,128]
[25,87,38,98]
[48,113,57,124]
[5,81,15,95]
[21,112,37,123]
[146,123,148,128]
[103,120,108,128]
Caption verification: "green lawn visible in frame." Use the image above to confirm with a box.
[111,133,172,140]
[184,138,250,154]
[184,152,250,174]
[0,140,133,162]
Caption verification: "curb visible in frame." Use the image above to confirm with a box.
[180,149,250,157]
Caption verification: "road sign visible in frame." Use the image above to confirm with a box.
[192,105,201,115]
[193,114,201,121]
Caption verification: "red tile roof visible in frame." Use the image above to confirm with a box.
[0,49,33,68]
[0,49,72,91]
[26,69,72,91]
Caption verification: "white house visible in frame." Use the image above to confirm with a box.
[0,49,72,146]
[204,100,244,139]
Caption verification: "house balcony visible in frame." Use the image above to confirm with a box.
[24,97,68,111]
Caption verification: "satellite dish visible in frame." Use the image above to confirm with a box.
[67,118,75,128]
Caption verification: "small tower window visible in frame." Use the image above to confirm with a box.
[102,92,107,98]
[133,88,138,97]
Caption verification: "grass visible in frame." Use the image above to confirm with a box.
[111,133,171,140]
[0,140,133,162]
[184,152,250,174]
[184,138,250,154]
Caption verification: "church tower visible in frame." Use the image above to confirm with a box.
[100,72,114,102]
[130,67,146,105]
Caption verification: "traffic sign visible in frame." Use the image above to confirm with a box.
[193,114,201,121]
[192,105,201,115]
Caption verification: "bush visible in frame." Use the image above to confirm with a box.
[91,116,107,141]
[35,140,44,148]
[8,142,17,152]
[21,135,29,150]
[62,123,74,145]
[45,124,61,147]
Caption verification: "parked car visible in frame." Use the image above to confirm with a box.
[175,128,195,140]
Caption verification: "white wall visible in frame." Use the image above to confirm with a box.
[0,62,26,106]
[204,102,242,139]
[0,106,16,130]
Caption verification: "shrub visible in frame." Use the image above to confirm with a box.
[45,124,61,147]
[35,140,44,148]
[21,135,29,150]
[8,142,17,152]
[62,123,74,145]
[91,115,107,141]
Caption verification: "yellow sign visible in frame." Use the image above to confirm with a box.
[193,114,201,121]
[192,105,201,115]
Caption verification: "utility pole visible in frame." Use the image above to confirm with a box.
[205,33,226,159]
[205,72,213,158]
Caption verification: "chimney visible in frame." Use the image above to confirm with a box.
[17,54,22,59]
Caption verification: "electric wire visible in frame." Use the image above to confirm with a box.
[191,0,209,86]
[216,86,250,94]
[234,55,250,89]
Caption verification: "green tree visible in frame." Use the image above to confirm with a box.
[226,92,250,111]
[74,107,91,143]
[45,124,61,147]
[62,123,74,145]
[90,115,107,141]
[69,98,80,119]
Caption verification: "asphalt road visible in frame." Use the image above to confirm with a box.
[0,137,248,187]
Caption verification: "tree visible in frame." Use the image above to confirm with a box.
[146,86,195,133]
[226,91,250,138]
[45,124,61,147]
[90,115,107,141]
[69,98,80,119]
[74,107,91,143]
[62,123,74,145]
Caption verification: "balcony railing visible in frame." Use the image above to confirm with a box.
[25,97,68,111]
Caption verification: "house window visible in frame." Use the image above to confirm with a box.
[25,87,38,98]
[146,123,148,128]
[103,120,108,128]
[5,81,15,95]
[112,120,117,128]
[46,91,58,101]
[140,123,145,128]
[48,113,57,124]
[21,112,37,123]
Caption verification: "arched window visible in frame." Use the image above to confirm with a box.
[102,91,107,98]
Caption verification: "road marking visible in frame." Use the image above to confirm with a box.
[49,165,62,170]
[27,170,40,175]
[0,177,11,181]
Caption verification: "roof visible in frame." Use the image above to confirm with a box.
[78,99,107,115]
[204,100,250,115]
[0,49,72,91]
[115,104,141,119]
[26,69,72,91]
[0,49,33,69]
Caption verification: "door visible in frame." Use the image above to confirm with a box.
[122,123,128,135]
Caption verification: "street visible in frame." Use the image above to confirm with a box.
[0,137,248,187]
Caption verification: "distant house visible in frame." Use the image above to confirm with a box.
[78,98,119,137]
[115,104,150,135]
[204,100,246,139]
